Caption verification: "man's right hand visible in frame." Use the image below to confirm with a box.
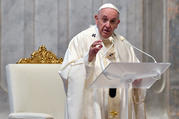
[88,40,103,62]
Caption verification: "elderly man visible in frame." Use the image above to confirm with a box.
[59,3,146,119]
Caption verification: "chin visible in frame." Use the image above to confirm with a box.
[102,34,111,39]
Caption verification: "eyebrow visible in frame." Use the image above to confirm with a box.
[101,15,117,20]
[101,15,107,18]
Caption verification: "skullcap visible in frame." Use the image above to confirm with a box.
[98,3,120,13]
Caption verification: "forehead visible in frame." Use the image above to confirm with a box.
[98,8,119,18]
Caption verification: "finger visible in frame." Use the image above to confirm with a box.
[133,79,142,85]
[95,44,103,48]
[94,40,102,42]
[96,44,103,49]
[91,43,103,48]
[94,48,101,53]
[94,45,103,51]
[92,40,102,45]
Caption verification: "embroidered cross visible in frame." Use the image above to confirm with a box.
[92,34,96,37]
[109,53,114,57]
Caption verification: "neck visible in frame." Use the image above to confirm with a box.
[102,38,112,48]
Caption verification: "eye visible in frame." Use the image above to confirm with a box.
[102,17,108,23]
[110,19,116,24]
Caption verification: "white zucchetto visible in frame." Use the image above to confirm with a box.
[98,3,120,13]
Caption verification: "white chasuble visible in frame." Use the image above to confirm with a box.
[59,25,146,119]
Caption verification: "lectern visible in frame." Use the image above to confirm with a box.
[90,62,170,119]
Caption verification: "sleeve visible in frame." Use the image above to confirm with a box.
[59,37,95,93]
[59,36,97,119]
[83,52,95,80]
[59,37,82,81]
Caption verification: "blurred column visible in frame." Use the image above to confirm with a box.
[168,0,179,118]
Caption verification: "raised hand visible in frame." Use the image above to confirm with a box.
[88,40,103,62]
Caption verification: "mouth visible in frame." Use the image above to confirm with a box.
[103,29,111,34]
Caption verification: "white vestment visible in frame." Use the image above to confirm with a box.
[59,25,146,119]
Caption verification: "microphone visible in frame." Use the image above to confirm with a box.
[127,42,157,63]
[108,41,157,98]
[129,43,168,93]
[126,42,168,93]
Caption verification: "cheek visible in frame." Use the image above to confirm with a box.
[114,24,118,29]
[100,23,106,29]
[111,25,117,31]
[98,23,104,30]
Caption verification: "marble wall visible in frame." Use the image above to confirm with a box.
[143,0,170,119]
[0,0,144,91]
[0,0,175,119]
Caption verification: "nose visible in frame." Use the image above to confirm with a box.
[105,21,111,28]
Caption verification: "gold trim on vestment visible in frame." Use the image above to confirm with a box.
[108,89,120,119]
[132,88,146,119]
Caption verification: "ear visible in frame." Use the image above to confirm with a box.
[94,15,98,24]
[118,19,120,24]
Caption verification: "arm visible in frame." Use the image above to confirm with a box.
[59,39,103,90]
